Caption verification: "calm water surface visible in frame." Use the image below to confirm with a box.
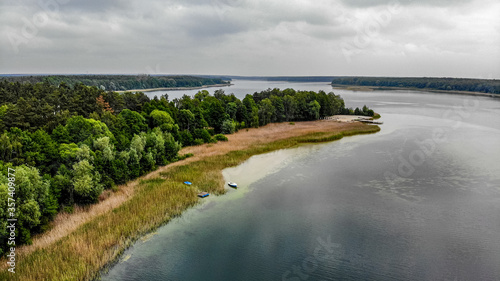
[102,80,500,281]
[143,79,336,100]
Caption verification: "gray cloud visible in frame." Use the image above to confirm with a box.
[0,0,498,78]
[340,0,473,7]
[60,0,133,14]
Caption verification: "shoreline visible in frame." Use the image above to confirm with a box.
[0,119,380,281]
[331,84,500,98]
[115,83,232,93]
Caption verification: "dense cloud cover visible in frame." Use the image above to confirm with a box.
[1,0,498,78]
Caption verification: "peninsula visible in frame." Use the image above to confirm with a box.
[0,118,379,281]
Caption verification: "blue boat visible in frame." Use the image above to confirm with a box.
[228,182,237,188]
[197,192,209,198]
[184,181,192,185]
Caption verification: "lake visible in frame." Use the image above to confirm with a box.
[101,80,500,281]
[142,79,337,101]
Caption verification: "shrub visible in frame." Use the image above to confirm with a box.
[213,134,228,141]
[179,130,193,146]
[63,205,74,214]
[193,138,204,145]
[175,153,194,161]
[193,128,212,143]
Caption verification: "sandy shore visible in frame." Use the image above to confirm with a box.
[325,115,374,122]
[14,118,371,258]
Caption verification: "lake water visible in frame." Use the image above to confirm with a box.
[143,79,337,100]
[101,80,500,281]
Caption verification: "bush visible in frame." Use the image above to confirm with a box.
[63,205,74,214]
[193,138,204,145]
[175,153,194,161]
[213,134,228,141]
[193,128,212,143]
[179,130,193,146]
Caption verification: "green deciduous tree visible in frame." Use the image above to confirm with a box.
[258,98,275,126]
[118,109,147,139]
[150,109,175,132]
[243,95,259,128]
[203,97,227,133]
[221,119,236,134]
[177,109,195,131]
[308,100,321,120]
[93,136,115,162]
[283,95,297,121]
[72,160,102,204]
[65,116,114,144]
[12,165,53,244]
[51,124,70,144]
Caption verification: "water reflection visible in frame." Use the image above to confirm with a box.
[102,83,500,281]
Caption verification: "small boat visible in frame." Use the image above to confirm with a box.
[228,182,237,188]
[184,181,192,185]
[197,192,209,198]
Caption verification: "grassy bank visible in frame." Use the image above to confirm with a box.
[0,123,380,281]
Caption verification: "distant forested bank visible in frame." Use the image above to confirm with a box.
[0,80,374,256]
[0,75,229,92]
[202,75,500,95]
[226,76,336,82]
[331,77,500,95]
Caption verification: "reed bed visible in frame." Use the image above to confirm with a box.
[0,123,379,281]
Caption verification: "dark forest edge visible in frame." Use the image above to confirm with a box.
[0,75,229,92]
[331,76,500,95]
[0,80,374,256]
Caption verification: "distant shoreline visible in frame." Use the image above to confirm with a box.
[116,83,232,93]
[331,84,500,98]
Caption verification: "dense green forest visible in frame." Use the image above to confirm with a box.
[0,80,373,256]
[0,75,229,92]
[331,76,500,94]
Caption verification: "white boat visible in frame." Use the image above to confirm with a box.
[228,182,237,188]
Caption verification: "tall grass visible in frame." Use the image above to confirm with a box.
[0,124,380,281]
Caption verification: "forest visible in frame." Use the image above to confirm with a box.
[0,80,373,256]
[331,76,500,94]
[0,75,229,92]
[225,76,336,82]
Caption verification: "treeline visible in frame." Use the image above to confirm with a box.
[0,81,371,255]
[0,75,229,92]
[227,76,336,82]
[331,77,500,94]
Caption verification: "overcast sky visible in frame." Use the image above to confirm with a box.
[1,0,499,78]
